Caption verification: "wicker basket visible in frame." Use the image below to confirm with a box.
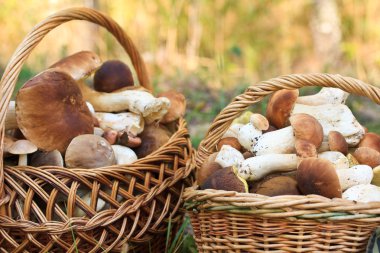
[0,7,194,252]
[185,73,380,252]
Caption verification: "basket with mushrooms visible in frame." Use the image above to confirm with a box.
[185,74,380,252]
[0,8,193,252]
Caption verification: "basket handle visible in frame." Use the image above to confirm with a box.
[196,73,380,168]
[0,7,151,133]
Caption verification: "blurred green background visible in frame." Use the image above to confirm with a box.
[1,0,380,147]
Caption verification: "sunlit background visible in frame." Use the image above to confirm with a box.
[1,0,380,148]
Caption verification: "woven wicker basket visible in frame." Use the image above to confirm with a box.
[185,73,380,253]
[0,7,193,252]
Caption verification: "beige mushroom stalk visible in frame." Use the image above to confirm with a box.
[79,83,170,123]
[95,112,144,136]
[296,87,349,106]
[237,154,298,181]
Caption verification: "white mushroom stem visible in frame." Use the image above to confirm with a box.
[78,82,170,123]
[95,112,144,136]
[112,145,138,165]
[252,126,295,155]
[18,155,28,166]
[5,101,18,130]
[237,154,298,181]
[292,103,365,146]
[237,123,262,151]
[336,165,373,191]
[296,87,349,106]
[318,151,349,170]
[342,184,380,203]
[215,145,244,168]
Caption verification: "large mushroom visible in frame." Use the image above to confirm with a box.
[16,69,94,153]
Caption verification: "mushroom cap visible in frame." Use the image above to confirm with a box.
[266,89,299,129]
[16,70,94,153]
[295,139,317,158]
[250,113,269,131]
[198,152,220,185]
[359,132,380,153]
[134,124,171,158]
[93,60,134,92]
[297,157,342,198]
[8,140,37,155]
[289,113,323,148]
[328,131,348,155]
[353,147,380,168]
[30,150,63,167]
[157,90,186,123]
[201,166,248,193]
[65,134,116,168]
[217,137,242,152]
[49,51,102,81]
[250,174,301,196]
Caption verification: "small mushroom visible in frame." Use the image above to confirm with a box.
[250,175,301,196]
[328,131,348,155]
[93,60,134,92]
[359,132,380,153]
[296,87,349,106]
[336,165,373,190]
[201,166,248,193]
[342,184,380,203]
[215,145,244,168]
[65,134,116,168]
[217,137,242,152]
[157,90,186,123]
[266,89,299,129]
[111,145,138,165]
[297,158,342,198]
[30,150,63,167]
[7,140,37,166]
[134,124,171,158]
[353,147,380,168]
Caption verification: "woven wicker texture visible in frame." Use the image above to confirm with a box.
[0,7,193,252]
[186,73,380,252]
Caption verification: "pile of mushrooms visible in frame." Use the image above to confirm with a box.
[199,87,380,203]
[4,51,187,216]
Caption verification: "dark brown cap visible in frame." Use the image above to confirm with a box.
[251,174,300,196]
[266,89,299,129]
[201,166,248,193]
[328,131,348,155]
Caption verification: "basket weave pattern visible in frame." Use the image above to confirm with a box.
[185,73,380,252]
[0,8,193,252]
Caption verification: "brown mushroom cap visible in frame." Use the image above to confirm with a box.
[359,132,380,153]
[290,113,324,148]
[93,60,134,92]
[198,152,219,185]
[49,51,102,81]
[250,113,269,131]
[157,90,186,123]
[16,70,94,153]
[328,131,348,155]
[295,139,317,158]
[266,89,299,129]
[8,140,37,155]
[353,147,380,168]
[201,166,248,192]
[30,150,63,167]
[134,124,171,158]
[65,134,116,168]
[297,158,342,198]
[250,175,301,196]
[217,137,242,152]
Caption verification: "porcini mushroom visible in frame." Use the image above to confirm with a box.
[353,147,380,168]
[134,124,171,158]
[157,90,186,123]
[297,158,342,198]
[237,113,270,151]
[30,150,63,167]
[198,152,220,185]
[215,145,244,168]
[250,175,301,196]
[8,139,37,166]
[65,134,116,168]
[295,139,317,158]
[296,87,349,106]
[342,184,380,203]
[327,131,348,155]
[111,145,138,165]
[93,60,134,92]
[359,133,380,153]
[266,89,299,129]
[201,166,248,193]
[95,112,144,136]
[16,69,94,153]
